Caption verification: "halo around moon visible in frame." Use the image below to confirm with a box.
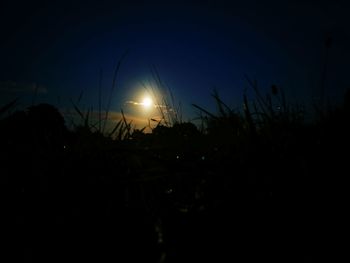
[141,97,153,108]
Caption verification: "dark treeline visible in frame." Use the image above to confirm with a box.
[2,87,349,262]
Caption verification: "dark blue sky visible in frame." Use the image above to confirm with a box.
[1,0,349,124]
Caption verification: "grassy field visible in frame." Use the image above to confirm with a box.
[2,83,348,262]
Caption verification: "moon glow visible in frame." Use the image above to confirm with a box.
[141,97,153,108]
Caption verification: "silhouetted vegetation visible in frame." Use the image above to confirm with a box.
[3,85,349,262]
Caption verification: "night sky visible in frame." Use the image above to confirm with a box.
[1,0,349,126]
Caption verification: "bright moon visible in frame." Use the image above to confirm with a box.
[141,97,153,108]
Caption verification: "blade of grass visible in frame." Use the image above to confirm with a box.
[121,109,132,139]
[103,50,129,133]
[0,98,18,117]
[192,104,218,120]
[77,90,84,104]
[108,119,123,137]
[99,68,103,133]
[70,99,85,121]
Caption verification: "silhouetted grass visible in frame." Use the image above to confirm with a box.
[3,78,349,262]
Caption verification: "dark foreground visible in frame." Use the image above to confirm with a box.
[2,101,348,262]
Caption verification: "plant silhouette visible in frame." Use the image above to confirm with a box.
[3,83,349,262]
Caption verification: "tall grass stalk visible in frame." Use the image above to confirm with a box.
[143,65,182,127]
[102,51,129,133]
[0,98,18,118]
[98,68,103,133]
